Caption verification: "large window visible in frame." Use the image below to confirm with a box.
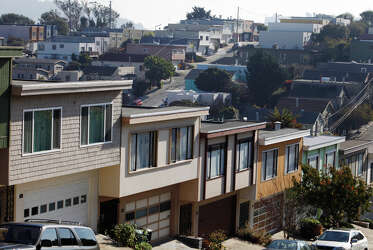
[170,126,193,163]
[285,144,299,174]
[23,108,61,154]
[357,153,364,176]
[81,104,112,146]
[325,151,336,168]
[307,155,319,170]
[238,138,253,171]
[262,149,278,181]
[206,143,226,179]
[130,131,157,171]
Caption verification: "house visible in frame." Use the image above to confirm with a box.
[54,70,83,82]
[259,30,312,50]
[12,58,66,81]
[0,79,133,229]
[0,25,45,42]
[122,29,154,42]
[141,36,200,54]
[77,28,124,49]
[302,135,346,170]
[0,37,6,46]
[99,106,210,239]
[166,90,231,106]
[350,36,373,63]
[37,36,110,62]
[93,53,148,80]
[255,126,310,232]
[80,66,135,81]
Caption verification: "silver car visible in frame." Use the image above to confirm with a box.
[0,219,99,250]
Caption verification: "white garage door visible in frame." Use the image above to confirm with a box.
[22,180,89,226]
[124,192,171,241]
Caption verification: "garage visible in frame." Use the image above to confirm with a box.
[123,192,172,241]
[19,179,90,226]
[198,195,236,237]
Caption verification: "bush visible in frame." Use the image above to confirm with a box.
[109,223,151,248]
[208,230,227,250]
[236,225,272,246]
[300,218,323,240]
[135,242,152,250]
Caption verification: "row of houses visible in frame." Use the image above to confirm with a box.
[1,47,372,242]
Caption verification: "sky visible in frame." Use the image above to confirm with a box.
[1,0,373,29]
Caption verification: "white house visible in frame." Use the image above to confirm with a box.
[259,31,312,50]
[37,36,110,62]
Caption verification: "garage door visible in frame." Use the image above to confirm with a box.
[198,195,236,237]
[22,180,89,226]
[124,192,171,241]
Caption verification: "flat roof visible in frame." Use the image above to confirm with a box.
[339,140,373,152]
[11,80,133,96]
[303,135,345,151]
[259,128,310,146]
[0,46,23,57]
[200,121,266,134]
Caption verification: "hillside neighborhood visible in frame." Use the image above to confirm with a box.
[3,1,373,250]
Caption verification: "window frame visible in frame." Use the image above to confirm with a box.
[169,126,194,164]
[206,143,226,180]
[261,148,279,181]
[22,107,63,156]
[307,154,319,170]
[325,150,336,169]
[80,102,113,147]
[237,137,254,172]
[356,153,364,176]
[129,131,158,172]
[285,143,300,174]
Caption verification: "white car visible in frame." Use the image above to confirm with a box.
[313,229,368,250]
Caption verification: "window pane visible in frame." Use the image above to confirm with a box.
[210,148,220,178]
[149,205,159,215]
[137,133,150,169]
[89,106,104,144]
[33,110,52,152]
[81,107,88,145]
[40,228,59,246]
[65,198,71,207]
[179,127,188,161]
[187,126,193,159]
[308,156,318,169]
[52,109,61,149]
[358,154,363,175]
[266,151,274,179]
[24,112,33,153]
[49,202,55,211]
[160,201,171,212]
[171,128,177,162]
[57,228,78,246]
[288,145,296,172]
[239,142,249,170]
[131,134,137,171]
[207,151,211,179]
[105,105,112,142]
[135,208,147,219]
[31,206,38,216]
[327,152,335,168]
[74,228,97,246]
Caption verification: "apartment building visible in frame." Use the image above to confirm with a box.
[0,78,132,230]
[13,58,66,81]
[255,126,310,233]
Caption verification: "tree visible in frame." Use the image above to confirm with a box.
[337,12,354,21]
[316,24,350,42]
[186,6,212,20]
[267,107,300,128]
[255,23,268,32]
[360,11,373,26]
[144,56,175,87]
[55,0,83,32]
[81,0,93,26]
[339,103,373,131]
[92,3,120,28]
[349,21,368,39]
[122,22,134,30]
[79,16,88,30]
[292,165,373,228]
[39,10,69,35]
[195,68,233,92]
[246,50,288,107]
[0,13,34,25]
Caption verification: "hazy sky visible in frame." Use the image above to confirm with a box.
[1,0,373,29]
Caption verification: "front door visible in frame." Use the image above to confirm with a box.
[99,199,119,234]
[179,204,193,235]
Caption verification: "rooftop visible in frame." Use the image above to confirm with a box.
[288,81,344,99]
[98,53,148,63]
[14,58,66,64]
[339,139,373,152]
[200,120,266,134]
[259,128,310,146]
[303,135,345,151]
[11,80,132,96]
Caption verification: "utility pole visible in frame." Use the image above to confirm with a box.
[109,0,112,29]
[236,6,240,43]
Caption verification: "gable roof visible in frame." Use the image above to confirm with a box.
[98,53,148,63]
[277,97,331,114]
[288,82,344,99]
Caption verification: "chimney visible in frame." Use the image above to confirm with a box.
[274,121,281,131]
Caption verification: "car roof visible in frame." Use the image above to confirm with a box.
[1,222,92,230]
[326,228,358,233]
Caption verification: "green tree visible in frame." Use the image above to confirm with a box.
[0,13,34,25]
[195,68,233,92]
[339,103,373,130]
[337,12,354,21]
[186,6,212,20]
[246,50,288,107]
[315,24,350,42]
[144,56,175,87]
[360,10,373,26]
[255,23,268,32]
[292,165,373,228]
[55,0,83,31]
[349,21,368,39]
[39,10,69,35]
[267,107,299,128]
[92,3,120,28]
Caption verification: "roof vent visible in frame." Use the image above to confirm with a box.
[274,121,281,131]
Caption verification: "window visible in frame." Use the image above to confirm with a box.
[130,131,157,171]
[170,126,193,163]
[262,149,278,181]
[125,212,135,221]
[81,195,87,203]
[160,201,171,212]
[135,208,147,219]
[357,153,364,176]
[206,143,226,179]
[238,139,253,171]
[239,201,249,228]
[23,108,61,154]
[57,228,78,246]
[40,228,59,246]
[206,36,209,41]
[308,155,319,170]
[139,65,144,71]
[74,228,97,246]
[285,144,299,174]
[24,209,30,218]
[57,200,63,209]
[65,198,71,207]
[81,104,112,146]
[52,44,56,50]
[40,204,47,214]
[73,197,79,205]
[325,151,336,168]
[31,207,38,216]
[59,44,64,48]
[49,202,55,212]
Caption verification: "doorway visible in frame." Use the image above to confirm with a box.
[179,204,193,235]
[99,199,119,234]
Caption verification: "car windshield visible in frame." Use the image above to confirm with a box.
[267,240,298,249]
[0,224,41,245]
[318,231,350,242]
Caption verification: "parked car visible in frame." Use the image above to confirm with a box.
[133,98,143,106]
[0,219,99,250]
[312,229,368,250]
[265,239,313,249]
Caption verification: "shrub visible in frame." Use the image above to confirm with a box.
[236,225,272,246]
[111,223,137,247]
[208,230,227,250]
[300,218,323,240]
[135,242,152,250]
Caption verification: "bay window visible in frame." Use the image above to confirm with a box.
[206,143,226,179]
[170,126,193,163]
[285,144,299,174]
[262,149,278,181]
[81,104,112,146]
[23,108,61,154]
[238,138,253,171]
[130,131,157,171]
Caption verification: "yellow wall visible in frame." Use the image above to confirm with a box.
[256,138,303,199]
